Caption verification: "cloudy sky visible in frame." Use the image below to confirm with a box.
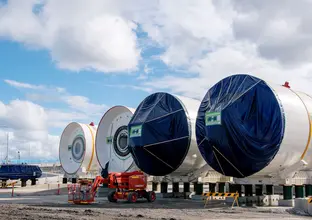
[1,0,312,162]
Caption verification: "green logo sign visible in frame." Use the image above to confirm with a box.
[106,136,113,144]
[205,112,222,126]
[130,125,142,138]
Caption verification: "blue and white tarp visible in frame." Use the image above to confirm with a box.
[196,74,285,177]
[128,92,191,176]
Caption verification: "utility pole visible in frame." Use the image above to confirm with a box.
[0,125,9,164]
[6,132,9,164]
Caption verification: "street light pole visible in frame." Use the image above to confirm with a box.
[18,151,20,164]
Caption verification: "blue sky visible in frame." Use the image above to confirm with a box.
[0,38,164,136]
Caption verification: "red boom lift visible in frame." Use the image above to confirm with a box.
[68,171,156,204]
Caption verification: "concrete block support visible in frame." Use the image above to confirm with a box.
[255,185,263,196]
[229,184,242,197]
[183,182,190,192]
[172,182,179,193]
[194,182,203,195]
[218,182,225,193]
[21,179,27,187]
[308,201,312,215]
[152,182,158,192]
[209,183,216,192]
[266,185,274,195]
[283,185,293,200]
[305,184,312,197]
[295,185,304,198]
[294,198,309,213]
[244,184,253,196]
[161,182,168,193]
[278,199,294,207]
[31,179,36,186]
[62,178,67,184]
[258,195,280,206]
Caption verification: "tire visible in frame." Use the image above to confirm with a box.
[147,191,156,202]
[108,191,117,203]
[127,192,138,203]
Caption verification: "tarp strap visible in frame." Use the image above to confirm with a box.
[130,147,140,167]
[144,108,184,124]
[142,136,189,168]
[141,93,165,110]
[143,147,174,169]
[214,79,224,110]
[143,136,189,148]
[213,150,225,176]
[226,77,233,94]
[220,78,262,112]
[212,146,245,177]
[197,137,207,148]
[125,161,136,172]
[198,137,229,176]
[132,94,165,123]
[141,94,166,123]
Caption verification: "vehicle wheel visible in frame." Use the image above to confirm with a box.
[147,191,156,202]
[127,192,138,203]
[108,191,117,203]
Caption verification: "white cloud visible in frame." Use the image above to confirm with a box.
[230,0,312,65]
[5,79,108,117]
[1,80,109,160]
[0,130,59,161]
[45,109,88,129]
[127,0,312,99]
[0,99,47,131]
[0,97,102,161]
[0,100,58,160]
[101,84,153,94]
[4,79,45,90]
[141,42,312,99]
[135,0,235,68]
[143,64,152,74]
[61,95,106,116]
[0,0,141,73]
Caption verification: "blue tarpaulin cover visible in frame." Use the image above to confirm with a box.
[0,164,42,180]
[196,74,285,178]
[128,92,191,176]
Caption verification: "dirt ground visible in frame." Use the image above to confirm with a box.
[0,198,311,220]
[0,185,311,220]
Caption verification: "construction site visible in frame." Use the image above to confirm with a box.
[0,172,311,220]
[1,74,312,219]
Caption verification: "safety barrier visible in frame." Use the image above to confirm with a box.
[68,181,95,204]
[202,192,239,208]
[308,197,312,203]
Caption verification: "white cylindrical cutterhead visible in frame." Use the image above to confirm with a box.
[59,122,98,175]
[95,106,136,173]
